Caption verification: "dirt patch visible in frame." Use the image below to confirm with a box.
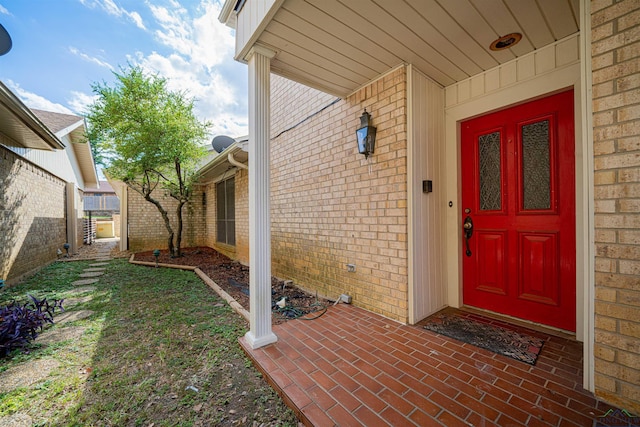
[0,413,32,427]
[134,247,331,325]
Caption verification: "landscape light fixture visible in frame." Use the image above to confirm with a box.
[153,249,161,268]
[63,243,70,258]
[356,109,376,159]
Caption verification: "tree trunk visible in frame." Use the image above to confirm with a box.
[175,200,186,257]
[141,190,175,255]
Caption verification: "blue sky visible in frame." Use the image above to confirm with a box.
[0,0,248,138]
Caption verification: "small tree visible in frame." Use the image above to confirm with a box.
[86,66,210,257]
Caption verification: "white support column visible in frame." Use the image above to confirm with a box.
[245,45,277,349]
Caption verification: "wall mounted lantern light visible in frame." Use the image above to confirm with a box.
[356,109,376,159]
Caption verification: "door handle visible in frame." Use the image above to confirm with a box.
[463,216,473,257]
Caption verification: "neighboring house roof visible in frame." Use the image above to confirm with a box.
[84,180,116,194]
[31,109,99,189]
[0,80,65,150]
[31,109,82,134]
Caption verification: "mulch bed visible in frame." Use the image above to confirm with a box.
[133,247,331,324]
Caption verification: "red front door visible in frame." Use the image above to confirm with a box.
[461,90,576,331]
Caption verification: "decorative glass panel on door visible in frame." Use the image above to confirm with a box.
[522,120,551,210]
[478,131,501,211]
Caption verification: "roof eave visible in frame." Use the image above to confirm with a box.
[0,81,65,151]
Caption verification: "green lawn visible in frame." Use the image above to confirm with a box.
[0,259,297,426]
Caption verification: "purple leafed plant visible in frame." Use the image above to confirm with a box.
[0,295,64,357]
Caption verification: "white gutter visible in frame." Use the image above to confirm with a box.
[228,151,248,170]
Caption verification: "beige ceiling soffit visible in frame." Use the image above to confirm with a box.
[0,131,21,147]
[0,81,65,150]
[235,0,286,63]
[72,141,99,189]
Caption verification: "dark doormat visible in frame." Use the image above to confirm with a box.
[423,313,545,365]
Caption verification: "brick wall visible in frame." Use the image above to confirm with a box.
[127,185,206,252]
[0,146,67,283]
[235,169,249,263]
[270,69,409,322]
[591,0,640,413]
[113,214,121,238]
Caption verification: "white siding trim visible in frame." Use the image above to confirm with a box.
[445,34,580,109]
[408,65,447,324]
[579,0,595,393]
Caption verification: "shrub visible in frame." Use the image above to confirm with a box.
[0,295,64,357]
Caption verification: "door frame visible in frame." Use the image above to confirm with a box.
[459,90,577,331]
[443,55,593,385]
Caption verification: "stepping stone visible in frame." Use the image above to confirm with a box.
[72,278,99,286]
[55,310,94,325]
[0,358,60,393]
[38,326,86,345]
[67,285,97,294]
[93,258,111,262]
[84,268,106,272]
[79,272,104,278]
[64,295,93,307]
[89,262,109,267]
[0,413,32,427]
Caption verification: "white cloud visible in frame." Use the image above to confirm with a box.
[6,80,74,115]
[131,0,247,137]
[69,47,114,70]
[0,5,11,15]
[76,0,247,137]
[80,0,146,30]
[68,91,98,115]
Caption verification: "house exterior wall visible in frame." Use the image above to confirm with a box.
[0,146,67,283]
[9,132,87,189]
[127,186,206,252]
[269,68,409,322]
[591,0,640,413]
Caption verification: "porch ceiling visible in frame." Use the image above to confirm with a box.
[235,0,580,97]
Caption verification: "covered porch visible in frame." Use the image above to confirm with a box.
[217,0,604,409]
[241,304,617,426]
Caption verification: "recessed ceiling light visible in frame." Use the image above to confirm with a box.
[490,33,522,51]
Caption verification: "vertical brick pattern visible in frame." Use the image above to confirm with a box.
[235,169,249,263]
[127,186,206,252]
[0,146,67,283]
[270,69,408,322]
[591,0,640,413]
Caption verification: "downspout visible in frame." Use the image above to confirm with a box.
[228,152,248,170]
